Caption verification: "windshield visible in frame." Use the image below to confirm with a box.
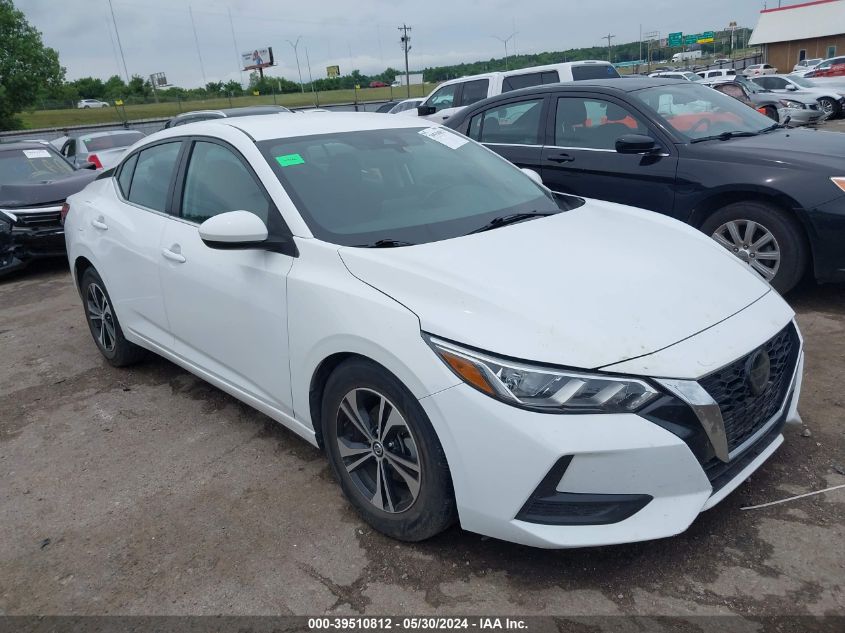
[786,75,815,88]
[633,82,775,141]
[83,132,143,152]
[259,127,561,246]
[0,147,75,185]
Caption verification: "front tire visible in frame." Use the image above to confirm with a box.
[818,97,841,119]
[701,201,808,294]
[321,359,456,542]
[80,268,146,367]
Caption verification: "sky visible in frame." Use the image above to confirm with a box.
[17,0,769,88]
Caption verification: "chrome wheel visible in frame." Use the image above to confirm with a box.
[335,388,421,513]
[711,219,781,282]
[86,283,116,352]
[818,97,835,116]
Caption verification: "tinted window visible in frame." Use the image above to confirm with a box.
[259,128,559,246]
[127,142,181,212]
[502,72,542,92]
[768,77,788,89]
[458,79,489,107]
[554,97,647,149]
[84,132,144,152]
[571,64,620,80]
[0,147,75,185]
[117,153,138,197]
[427,84,459,111]
[181,141,269,224]
[62,139,76,157]
[471,99,544,145]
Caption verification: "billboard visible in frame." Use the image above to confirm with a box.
[150,72,169,88]
[242,47,274,71]
[326,65,340,78]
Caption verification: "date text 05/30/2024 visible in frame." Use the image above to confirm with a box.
[308,617,528,630]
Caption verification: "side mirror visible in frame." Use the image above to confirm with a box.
[417,104,436,116]
[199,211,269,249]
[786,84,798,91]
[81,162,97,170]
[520,168,544,186]
[615,134,659,154]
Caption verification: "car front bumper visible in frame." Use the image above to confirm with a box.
[419,323,804,549]
[0,207,66,276]
[780,106,825,125]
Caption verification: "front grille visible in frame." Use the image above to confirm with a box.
[699,323,799,453]
[12,208,63,229]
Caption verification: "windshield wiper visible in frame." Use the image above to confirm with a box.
[759,119,789,133]
[690,130,760,144]
[466,212,556,235]
[361,239,415,248]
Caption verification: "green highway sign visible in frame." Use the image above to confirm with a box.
[684,33,700,45]
[698,31,715,43]
[668,32,683,47]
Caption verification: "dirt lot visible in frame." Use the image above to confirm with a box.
[0,258,842,622]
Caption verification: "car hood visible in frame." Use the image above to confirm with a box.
[0,170,97,208]
[688,128,845,172]
[338,199,770,370]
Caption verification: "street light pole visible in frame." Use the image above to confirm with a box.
[287,36,305,94]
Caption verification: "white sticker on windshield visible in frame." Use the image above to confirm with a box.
[23,149,51,159]
[418,127,468,150]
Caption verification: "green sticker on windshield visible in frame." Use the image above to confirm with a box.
[276,153,305,167]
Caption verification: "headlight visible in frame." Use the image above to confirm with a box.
[426,336,659,414]
[832,177,845,193]
[779,99,806,109]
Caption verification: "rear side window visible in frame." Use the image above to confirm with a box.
[502,71,560,93]
[469,99,544,145]
[572,64,620,80]
[117,153,138,197]
[127,142,181,212]
[458,79,490,107]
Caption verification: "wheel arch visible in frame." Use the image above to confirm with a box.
[309,351,369,450]
[73,255,95,292]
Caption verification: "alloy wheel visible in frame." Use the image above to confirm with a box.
[711,219,781,282]
[335,388,421,513]
[818,98,835,116]
[86,283,116,352]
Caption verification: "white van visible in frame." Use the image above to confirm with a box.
[416,61,620,122]
[697,69,737,80]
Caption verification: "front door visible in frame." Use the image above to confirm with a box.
[158,139,295,415]
[540,94,678,214]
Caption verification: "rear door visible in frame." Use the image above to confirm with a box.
[540,92,678,213]
[92,140,184,346]
[461,95,549,174]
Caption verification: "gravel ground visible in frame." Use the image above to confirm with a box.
[0,259,842,621]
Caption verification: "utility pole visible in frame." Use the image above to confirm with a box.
[228,8,244,87]
[287,36,305,93]
[398,24,412,98]
[603,33,616,62]
[492,32,517,70]
[189,5,207,86]
[107,0,129,82]
[305,46,319,106]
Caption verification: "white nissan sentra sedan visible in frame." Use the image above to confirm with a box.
[63,113,804,548]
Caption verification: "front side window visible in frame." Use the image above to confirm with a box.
[258,128,559,246]
[127,142,181,212]
[427,84,459,111]
[458,79,489,107]
[469,99,544,145]
[181,141,270,224]
[554,97,648,149]
[633,83,774,141]
[0,147,76,185]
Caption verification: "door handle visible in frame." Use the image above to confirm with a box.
[91,217,108,230]
[161,246,186,264]
[546,152,575,163]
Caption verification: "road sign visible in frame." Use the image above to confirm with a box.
[684,33,700,45]
[668,32,682,47]
[698,31,715,43]
[326,65,340,78]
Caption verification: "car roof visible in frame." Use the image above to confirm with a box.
[500,77,689,96]
[174,105,290,119]
[437,60,615,86]
[167,112,437,142]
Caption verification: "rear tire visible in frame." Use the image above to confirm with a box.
[818,97,841,119]
[321,358,456,542]
[701,201,808,294]
[80,268,146,367]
